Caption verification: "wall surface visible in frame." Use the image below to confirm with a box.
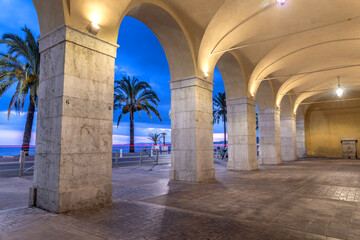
[306,100,360,159]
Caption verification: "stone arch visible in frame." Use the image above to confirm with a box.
[215,51,258,171]
[256,81,282,165]
[31,0,212,213]
[117,3,213,182]
[33,0,197,81]
[124,3,196,80]
[279,95,297,161]
[255,81,276,110]
[215,52,248,99]
[280,95,294,117]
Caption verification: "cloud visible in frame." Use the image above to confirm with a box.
[213,133,227,142]
[0,129,35,145]
[114,64,140,78]
[112,134,152,144]
[0,110,27,116]
[144,128,171,133]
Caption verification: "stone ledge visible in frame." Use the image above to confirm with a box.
[258,108,280,115]
[170,76,213,91]
[280,115,296,120]
[38,25,118,58]
[226,97,256,106]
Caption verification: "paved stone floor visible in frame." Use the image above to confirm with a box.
[1,159,360,239]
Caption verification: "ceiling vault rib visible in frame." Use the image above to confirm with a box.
[285,85,360,95]
[300,97,360,105]
[255,38,360,81]
[210,2,275,54]
[255,63,360,82]
[212,16,360,55]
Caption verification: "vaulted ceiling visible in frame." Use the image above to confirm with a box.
[33,0,360,113]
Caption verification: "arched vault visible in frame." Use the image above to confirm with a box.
[33,0,360,98]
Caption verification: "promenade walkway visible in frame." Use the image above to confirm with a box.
[1,159,360,239]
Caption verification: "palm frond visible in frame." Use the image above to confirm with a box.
[0,26,39,119]
[114,75,162,124]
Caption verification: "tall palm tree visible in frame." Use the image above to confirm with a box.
[213,92,227,148]
[114,76,162,152]
[0,27,40,153]
[148,132,162,146]
[161,132,167,145]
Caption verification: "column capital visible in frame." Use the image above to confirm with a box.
[280,115,296,121]
[38,25,119,58]
[170,76,213,91]
[258,108,280,115]
[226,97,255,106]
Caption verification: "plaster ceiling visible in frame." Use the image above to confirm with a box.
[32,0,360,112]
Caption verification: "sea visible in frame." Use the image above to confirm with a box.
[0,146,36,156]
[0,145,172,156]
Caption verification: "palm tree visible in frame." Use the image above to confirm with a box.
[114,76,162,152]
[148,132,162,146]
[0,27,40,153]
[161,132,167,146]
[213,92,227,148]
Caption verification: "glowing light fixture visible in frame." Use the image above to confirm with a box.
[204,72,209,79]
[336,76,344,97]
[275,0,287,6]
[88,21,100,35]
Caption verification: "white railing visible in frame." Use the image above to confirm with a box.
[19,150,35,177]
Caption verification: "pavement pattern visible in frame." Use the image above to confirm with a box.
[1,159,360,239]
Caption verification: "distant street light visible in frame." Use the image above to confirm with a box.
[161,132,167,146]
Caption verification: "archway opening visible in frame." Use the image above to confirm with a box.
[113,16,171,153]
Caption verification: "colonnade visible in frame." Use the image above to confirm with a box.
[30,1,309,214]
[31,26,308,213]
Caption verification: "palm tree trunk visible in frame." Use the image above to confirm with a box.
[223,118,227,148]
[21,97,35,153]
[129,111,135,152]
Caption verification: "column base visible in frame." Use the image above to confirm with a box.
[170,168,215,182]
[227,160,258,171]
[33,183,113,213]
[260,158,282,165]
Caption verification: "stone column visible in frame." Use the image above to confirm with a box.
[296,119,307,158]
[258,108,282,164]
[32,25,117,212]
[170,77,215,182]
[227,98,258,170]
[280,115,297,161]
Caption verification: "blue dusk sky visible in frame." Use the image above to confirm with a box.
[0,0,226,146]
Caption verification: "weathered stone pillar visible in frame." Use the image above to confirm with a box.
[280,115,297,161]
[258,108,282,164]
[296,119,307,158]
[170,77,215,182]
[227,98,258,170]
[32,25,117,212]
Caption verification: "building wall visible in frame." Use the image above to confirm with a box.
[305,100,360,158]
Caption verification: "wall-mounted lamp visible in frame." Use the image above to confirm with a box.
[336,76,344,97]
[204,72,209,79]
[87,21,100,35]
[275,0,287,6]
